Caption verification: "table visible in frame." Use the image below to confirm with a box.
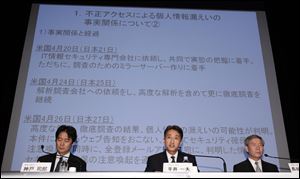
[1,172,299,178]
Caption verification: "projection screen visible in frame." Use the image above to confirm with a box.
[2,3,290,172]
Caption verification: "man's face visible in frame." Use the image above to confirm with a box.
[164,129,182,155]
[246,138,264,161]
[56,131,73,155]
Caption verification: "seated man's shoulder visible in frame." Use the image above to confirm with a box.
[181,151,196,158]
[262,160,279,171]
[233,160,249,168]
[148,152,165,159]
[37,154,55,162]
[71,154,86,164]
[235,159,247,165]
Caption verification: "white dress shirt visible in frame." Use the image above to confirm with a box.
[248,158,262,172]
[166,151,179,163]
[54,152,70,171]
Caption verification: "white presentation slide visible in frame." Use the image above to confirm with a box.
[2,4,289,172]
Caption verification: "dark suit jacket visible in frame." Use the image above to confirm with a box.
[233,159,278,172]
[37,153,87,172]
[145,150,198,172]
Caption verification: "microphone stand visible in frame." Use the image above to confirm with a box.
[264,154,291,160]
[41,145,52,155]
[194,154,227,172]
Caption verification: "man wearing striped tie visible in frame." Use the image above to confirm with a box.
[233,134,278,172]
[37,125,87,172]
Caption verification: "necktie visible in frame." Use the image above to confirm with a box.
[171,156,176,163]
[54,157,63,172]
[255,161,262,172]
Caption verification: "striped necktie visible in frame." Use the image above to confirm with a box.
[54,157,63,172]
[255,161,262,172]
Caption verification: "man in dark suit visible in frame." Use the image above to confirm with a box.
[233,134,278,172]
[38,125,87,172]
[145,125,198,172]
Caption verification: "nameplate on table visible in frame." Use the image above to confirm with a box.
[20,162,52,172]
[163,163,198,173]
[288,163,299,173]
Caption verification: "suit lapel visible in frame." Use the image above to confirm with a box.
[246,159,256,172]
[261,160,268,172]
[177,151,183,163]
[67,153,75,166]
[162,151,168,163]
[50,153,57,172]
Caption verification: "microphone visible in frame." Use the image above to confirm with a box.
[194,154,227,172]
[264,154,291,161]
[41,145,51,155]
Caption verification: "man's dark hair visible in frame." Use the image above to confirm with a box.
[55,125,77,143]
[164,125,183,140]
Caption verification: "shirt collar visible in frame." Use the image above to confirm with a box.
[56,152,70,159]
[248,157,262,169]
